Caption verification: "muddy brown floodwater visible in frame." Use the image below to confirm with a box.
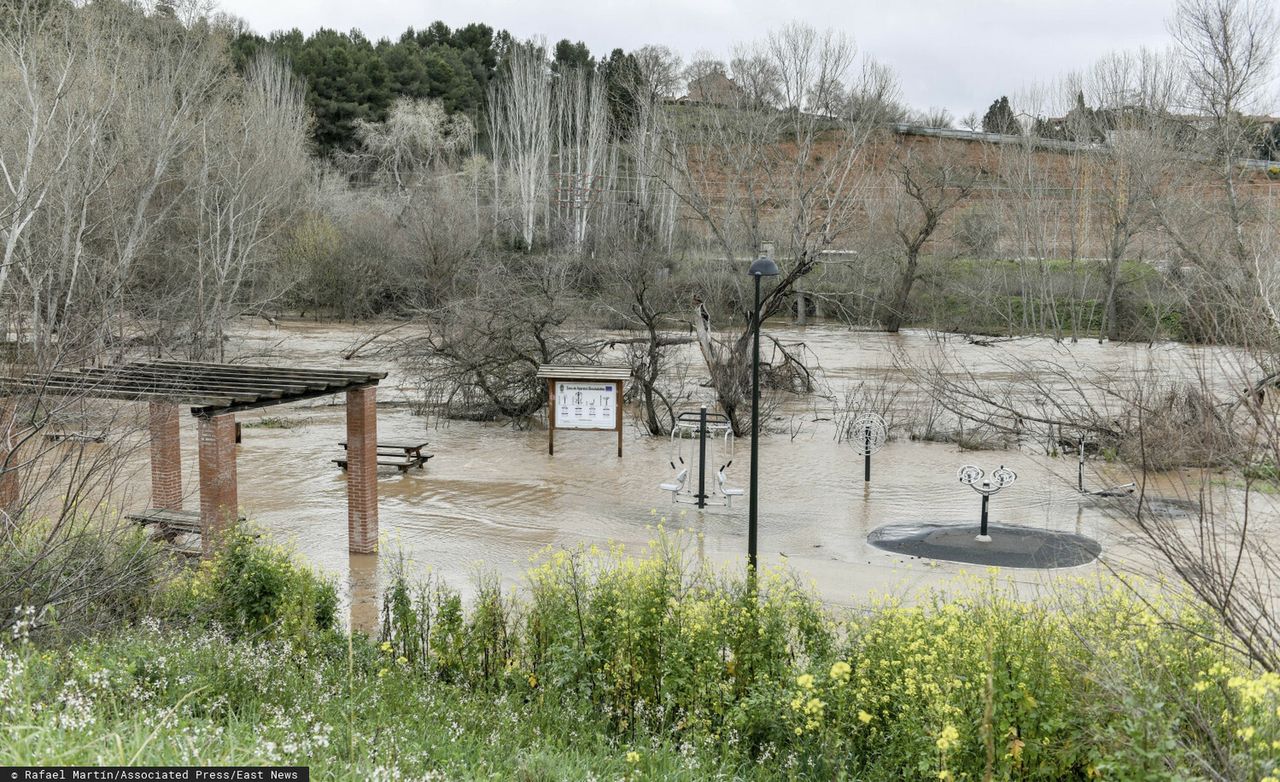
[120,319,1273,631]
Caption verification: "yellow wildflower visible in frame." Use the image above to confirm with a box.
[830,660,852,683]
[858,710,873,724]
[936,724,959,751]
[796,673,815,690]
[626,751,640,764]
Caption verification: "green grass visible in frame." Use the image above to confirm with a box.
[0,629,728,778]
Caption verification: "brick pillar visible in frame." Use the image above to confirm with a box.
[0,398,18,514]
[148,402,182,510]
[346,386,378,554]
[198,413,238,556]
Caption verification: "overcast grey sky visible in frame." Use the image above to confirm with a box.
[214,0,1177,118]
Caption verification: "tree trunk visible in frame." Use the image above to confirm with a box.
[881,251,919,333]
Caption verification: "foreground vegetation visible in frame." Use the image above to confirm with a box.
[2,530,1279,780]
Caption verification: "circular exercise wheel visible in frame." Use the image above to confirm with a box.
[848,412,887,456]
[958,464,1017,492]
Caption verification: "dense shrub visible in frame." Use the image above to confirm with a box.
[164,531,338,645]
[0,516,165,642]
[380,530,1280,780]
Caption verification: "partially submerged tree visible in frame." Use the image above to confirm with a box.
[661,23,898,431]
[875,141,978,333]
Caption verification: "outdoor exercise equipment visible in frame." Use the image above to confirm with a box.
[1071,434,1135,496]
[660,406,742,508]
[849,412,887,482]
[958,464,1017,542]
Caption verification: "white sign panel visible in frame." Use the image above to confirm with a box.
[556,381,617,430]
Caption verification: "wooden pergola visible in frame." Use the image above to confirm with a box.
[0,360,387,555]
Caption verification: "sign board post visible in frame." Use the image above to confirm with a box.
[537,365,631,458]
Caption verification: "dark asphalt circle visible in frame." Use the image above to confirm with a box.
[868,522,1102,569]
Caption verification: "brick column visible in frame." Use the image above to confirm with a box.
[346,386,378,554]
[148,402,182,510]
[0,398,18,514]
[198,413,238,556]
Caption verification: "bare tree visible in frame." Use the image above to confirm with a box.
[1082,49,1177,340]
[1146,0,1280,345]
[661,24,897,430]
[353,98,475,191]
[631,45,683,102]
[876,140,977,333]
[489,40,552,252]
[400,254,602,422]
[179,53,311,359]
[553,66,612,251]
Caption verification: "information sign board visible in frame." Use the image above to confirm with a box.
[555,381,618,430]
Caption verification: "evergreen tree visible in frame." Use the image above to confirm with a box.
[239,21,502,154]
[982,96,1019,135]
[553,39,593,72]
[451,23,499,80]
[598,48,640,138]
[1064,91,1106,142]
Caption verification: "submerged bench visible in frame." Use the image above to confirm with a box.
[332,453,433,473]
[126,508,204,536]
[44,431,106,444]
[126,508,250,535]
[125,508,251,556]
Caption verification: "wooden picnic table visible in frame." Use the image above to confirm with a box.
[335,439,434,473]
[338,439,430,458]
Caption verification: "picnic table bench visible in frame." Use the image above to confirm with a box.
[127,508,205,536]
[335,440,433,473]
[44,431,106,444]
[125,508,251,555]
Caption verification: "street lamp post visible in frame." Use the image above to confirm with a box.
[747,254,779,573]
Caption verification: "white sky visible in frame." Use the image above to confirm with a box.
[213,0,1178,119]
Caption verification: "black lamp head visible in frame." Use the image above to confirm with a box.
[748,255,779,277]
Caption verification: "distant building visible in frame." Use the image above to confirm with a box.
[677,72,743,107]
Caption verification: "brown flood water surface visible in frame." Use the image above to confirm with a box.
[141,320,1271,629]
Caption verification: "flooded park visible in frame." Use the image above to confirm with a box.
[88,317,1252,628]
[12,0,1280,774]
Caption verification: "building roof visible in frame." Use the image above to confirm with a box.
[0,360,386,417]
[536,365,631,381]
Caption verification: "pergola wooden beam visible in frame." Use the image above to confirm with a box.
[43,372,282,401]
[102,366,316,394]
[149,360,383,382]
[0,377,236,407]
